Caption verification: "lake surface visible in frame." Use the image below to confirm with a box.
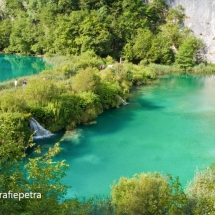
[0,54,51,82]
[36,74,215,199]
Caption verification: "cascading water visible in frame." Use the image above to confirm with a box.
[117,95,128,105]
[30,117,53,139]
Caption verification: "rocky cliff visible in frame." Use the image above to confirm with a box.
[165,0,215,63]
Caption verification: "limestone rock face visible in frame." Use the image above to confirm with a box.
[165,0,215,63]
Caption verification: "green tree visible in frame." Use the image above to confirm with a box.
[0,19,11,50]
[133,28,153,60]
[53,11,86,55]
[0,116,89,214]
[185,165,215,215]
[5,18,37,54]
[76,10,112,56]
[30,4,59,54]
[72,67,100,93]
[166,5,185,27]
[2,0,26,18]
[0,91,27,113]
[175,36,202,70]
[175,45,194,70]
[25,0,79,18]
[167,175,188,215]
[111,172,170,215]
[144,0,167,32]
[111,172,187,215]
[146,34,174,65]
[97,81,121,109]
[160,23,183,49]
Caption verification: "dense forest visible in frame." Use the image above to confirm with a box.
[1,0,215,214]
[0,0,205,68]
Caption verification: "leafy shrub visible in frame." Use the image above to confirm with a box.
[72,67,100,93]
[111,172,187,215]
[185,165,215,214]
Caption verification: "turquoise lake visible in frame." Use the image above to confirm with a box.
[0,54,51,82]
[4,53,214,200]
[36,74,215,199]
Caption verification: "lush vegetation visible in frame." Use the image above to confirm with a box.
[92,167,215,215]
[0,118,90,215]
[0,52,158,133]
[1,0,215,214]
[0,0,205,69]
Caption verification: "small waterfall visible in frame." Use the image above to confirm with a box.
[117,95,128,105]
[30,117,53,139]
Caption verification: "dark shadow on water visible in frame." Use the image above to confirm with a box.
[56,100,164,161]
[136,98,164,110]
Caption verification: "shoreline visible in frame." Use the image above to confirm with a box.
[0,51,44,58]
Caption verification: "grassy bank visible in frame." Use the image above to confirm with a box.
[0,53,156,134]
[1,52,215,135]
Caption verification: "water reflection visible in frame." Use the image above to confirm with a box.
[0,54,52,82]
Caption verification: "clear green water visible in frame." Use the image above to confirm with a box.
[36,75,215,199]
[0,54,51,82]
